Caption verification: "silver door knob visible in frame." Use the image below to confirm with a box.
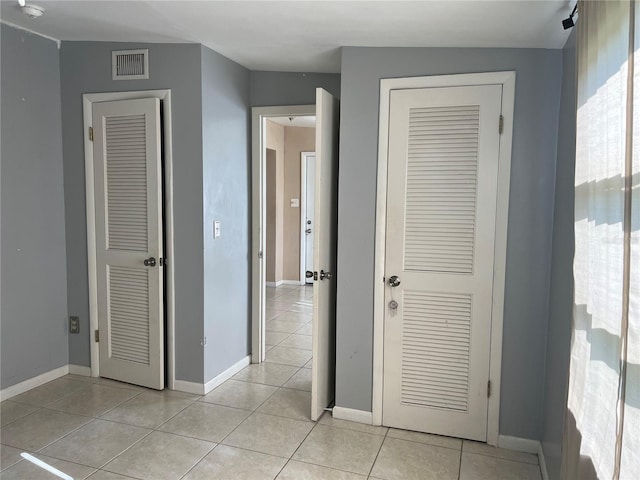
[144,257,157,267]
[320,270,333,280]
[388,275,401,287]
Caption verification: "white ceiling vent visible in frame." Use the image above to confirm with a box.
[112,49,149,80]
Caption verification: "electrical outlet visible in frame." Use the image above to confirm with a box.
[69,316,80,334]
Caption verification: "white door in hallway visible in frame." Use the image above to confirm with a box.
[93,98,164,390]
[311,88,340,421]
[382,85,502,440]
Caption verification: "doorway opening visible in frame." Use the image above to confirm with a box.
[252,92,340,421]
[263,114,316,408]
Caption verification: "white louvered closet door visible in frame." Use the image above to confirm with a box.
[93,98,164,390]
[382,85,502,441]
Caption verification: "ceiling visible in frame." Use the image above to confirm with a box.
[0,1,574,73]
[268,116,316,128]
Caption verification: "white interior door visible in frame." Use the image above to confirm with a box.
[304,153,316,284]
[382,85,502,440]
[93,97,164,390]
[311,89,340,421]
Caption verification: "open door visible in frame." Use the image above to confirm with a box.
[311,89,340,421]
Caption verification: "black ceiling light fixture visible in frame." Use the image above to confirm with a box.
[562,4,578,30]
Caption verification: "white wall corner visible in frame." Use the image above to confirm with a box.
[0,365,69,401]
[332,406,373,425]
[203,355,251,395]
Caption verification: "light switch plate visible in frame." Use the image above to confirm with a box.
[214,220,221,238]
[290,198,300,208]
[69,316,80,334]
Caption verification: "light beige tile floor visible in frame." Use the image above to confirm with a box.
[0,285,541,479]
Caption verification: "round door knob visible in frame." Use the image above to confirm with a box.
[388,275,401,287]
[144,257,157,267]
[320,270,333,280]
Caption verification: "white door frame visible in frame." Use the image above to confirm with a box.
[83,89,176,390]
[300,151,315,285]
[251,105,316,363]
[371,72,515,446]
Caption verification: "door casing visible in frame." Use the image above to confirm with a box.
[372,72,516,446]
[83,89,176,390]
[251,105,316,364]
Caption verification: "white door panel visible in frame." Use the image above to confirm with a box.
[383,85,502,440]
[311,89,339,421]
[93,98,164,390]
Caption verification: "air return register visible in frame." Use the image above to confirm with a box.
[112,49,149,80]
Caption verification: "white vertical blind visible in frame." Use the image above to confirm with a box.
[566,1,639,479]
[621,3,640,476]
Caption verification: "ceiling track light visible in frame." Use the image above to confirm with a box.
[562,4,578,30]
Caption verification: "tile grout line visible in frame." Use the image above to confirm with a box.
[272,413,321,479]
[365,420,389,478]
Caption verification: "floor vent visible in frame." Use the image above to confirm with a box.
[112,49,149,80]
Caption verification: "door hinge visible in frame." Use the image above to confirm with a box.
[94,329,100,343]
[88,126,94,141]
[498,115,504,135]
[487,380,492,398]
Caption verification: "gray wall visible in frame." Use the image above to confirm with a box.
[201,46,252,382]
[0,25,68,388]
[250,71,340,106]
[59,42,205,383]
[542,31,576,480]
[336,47,562,440]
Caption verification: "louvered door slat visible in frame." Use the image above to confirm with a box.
[400,291,472,412]
[403,105,479,274]
[105,114,148,252]
[108,266,150,365]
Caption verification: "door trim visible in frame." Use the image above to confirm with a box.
[251,105,316,364]
[300,151,315,285]
[371,72,515,446]
[83,89,176,390]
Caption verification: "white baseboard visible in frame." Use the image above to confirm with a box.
[332,406,373,424]
[497,435,540,454]
[204,355,251,394]
[538,443,550,480]
[173,355,251,396]
[68,365,92,377]
[266,281,284,287]
[173,379,205,395]
[0,365,69,401]
[282,280,303,286]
